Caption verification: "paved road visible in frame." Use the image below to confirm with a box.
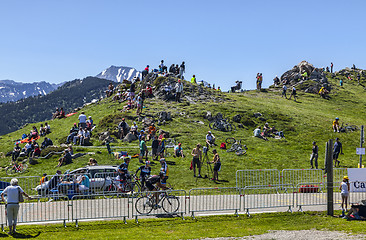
[0,190,365,226]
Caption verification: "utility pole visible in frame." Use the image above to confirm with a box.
[360,125,364,168]
[326,139,334,216]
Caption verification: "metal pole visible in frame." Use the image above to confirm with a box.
[326,139,334,216]
[360,125,364,168]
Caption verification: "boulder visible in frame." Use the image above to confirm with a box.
[123,132,138,143]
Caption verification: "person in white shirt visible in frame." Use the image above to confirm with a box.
[1,178,31,235]
[175,79,183,102]
[78,112,87,128]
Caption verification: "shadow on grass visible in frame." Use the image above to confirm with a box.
[11,231,41,238]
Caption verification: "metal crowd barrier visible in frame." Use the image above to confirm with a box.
[295,183,326,211]
[71,194,129,226]
[236,169,281,189]
[281,169,326,187]
[0,176,41,196]
[132,189,186,222]
[242,184,295,216]
[188,187,240,218]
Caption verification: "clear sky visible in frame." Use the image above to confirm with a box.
[0,0,365,90]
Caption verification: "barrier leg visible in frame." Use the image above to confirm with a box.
[246,209,251,217]
[298,205,303,212]
[63,220,66,228]
[123,217,127,224]
[135,216,139,224]
[180,213,185,220]
[75,219,78,228]
[191,212,195,219]
[287,206,292,213]
[235,209,239,217]
[1,224,3,232]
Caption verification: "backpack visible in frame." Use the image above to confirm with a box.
[220,142,226,150]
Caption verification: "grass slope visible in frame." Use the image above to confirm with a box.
[5,212,366,239]
[0,73,365,190]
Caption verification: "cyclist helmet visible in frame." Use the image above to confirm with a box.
[145,161,151,165]
[159,158,166,162]
[124,157,130,162]
[335,117,339,120]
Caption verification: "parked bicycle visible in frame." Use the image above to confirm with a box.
[209,114,236,132]
[225,137,247,156]
[6,159,28,175]
[135,186,179,215]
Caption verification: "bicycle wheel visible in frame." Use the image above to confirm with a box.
[125,182,140,197]
[162,195,180,213]
[19,163,28,173]
[103,184,117,199]
[135,196,153,214]
[6,166,16,175]
[225,137,236,144]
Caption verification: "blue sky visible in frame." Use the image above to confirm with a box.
[0,0,365,90]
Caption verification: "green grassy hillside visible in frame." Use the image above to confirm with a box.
[0,72,365,190]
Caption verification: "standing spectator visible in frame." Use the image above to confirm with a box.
[1,178,32,235]
[333,137,343,167]
[151,135,159,161]
[139,136,148,164]
[159,60,167,73]
[282,85,287,98]
[147,123,156,141]
[142,65,149,80]
[288,86,297,101]
[332,117,340,133]
[310,141,318,169]
[136,92,143,115]
[209,149,221,181]
[340,176,350,217]
[11,143,21,161]
[191,75,197,84]
[191,144,202,178]
[78,112,87,129]
[179,61,185,79]
[331,62,334,73]
[175,79,183,102]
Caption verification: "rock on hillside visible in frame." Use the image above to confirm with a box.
[279,61,331,93]
[96,66,141,83]
[0,80,61,103]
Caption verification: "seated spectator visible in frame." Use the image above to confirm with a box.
[113,89,123,101]
[57,107,65,119]
[23,142,33,157]
[52,108,60,119]
[12,143,21,161]
[318,87,329,99]
[253,126,268,141]
[81,128,91,146]
[333,117,340,133]
[67,145,74,155]
[145,84,153,98]
[88,158,98,166]
[118,118,129,139]
[344,203,366,220]
[41,137,53,149]
[44,122,51,134]
[31,140,41,158]
[57,149,73,167]
[87,116,93,126]
[39,124,46,136]
[106,83,114,97]
[66,123,79,144]
[86,116,94,131]
[40,173,48,185]
[206,131,216,147]
[73,127,84,145]
[76,173,90,193]
[174,143,185,158]
[130,122,138,137]
[122,98,133,112]
[147,123,156,141]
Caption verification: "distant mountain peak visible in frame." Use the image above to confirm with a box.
[96,66,141,82]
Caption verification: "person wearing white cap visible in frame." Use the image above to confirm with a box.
[206,131,216,147]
